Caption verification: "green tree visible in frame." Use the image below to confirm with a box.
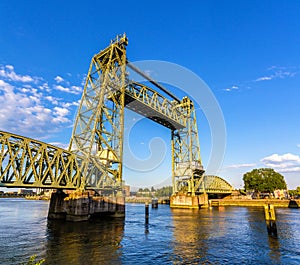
[155,186,172,197]
[243,168,287,193]
[288,186,300,197]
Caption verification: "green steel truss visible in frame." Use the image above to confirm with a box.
[0,131,82,189]
[0,34,232,195]
[68,34,128,192]
[172,97,206,195]
[199,175,233,194]
[124,81,186,130]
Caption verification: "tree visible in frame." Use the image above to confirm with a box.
[155,186,172,197]
[288,186,300,197]
[243,168,287,193]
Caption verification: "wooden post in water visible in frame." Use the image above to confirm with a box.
[264,204,277,237]
[145,202,149,224]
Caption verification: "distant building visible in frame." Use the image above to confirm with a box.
[123,185,130,197]
[274,189,288,199]
[17,189,35,195]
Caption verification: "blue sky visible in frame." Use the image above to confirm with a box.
[0,1,300,189]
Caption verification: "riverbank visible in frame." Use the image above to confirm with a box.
[125,197,170,204]
[210,199,300,208]
[125,197,300,208]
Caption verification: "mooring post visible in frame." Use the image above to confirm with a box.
[152,198,158,208]
[208,199,212,209]
[145,202,149,224]
[264,204,277,237]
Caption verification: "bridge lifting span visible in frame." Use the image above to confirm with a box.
[0,34,232,196]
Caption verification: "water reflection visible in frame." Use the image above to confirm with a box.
[170,208,211,264]
[268,235,281,263]
[45,218,124,265]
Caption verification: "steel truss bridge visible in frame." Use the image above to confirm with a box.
[0,34,232,196]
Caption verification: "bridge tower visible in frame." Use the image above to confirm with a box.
[172,97,204,196]
[69,34,128,194]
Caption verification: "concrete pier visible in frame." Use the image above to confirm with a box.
[170,194,208,209]
[48,190,125,221]
[48,190,68,220]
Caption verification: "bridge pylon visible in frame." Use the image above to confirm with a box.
[69,34,128,194]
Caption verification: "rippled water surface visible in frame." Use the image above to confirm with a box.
[1,198,300,264]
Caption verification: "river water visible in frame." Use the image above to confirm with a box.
[0,198,300,264]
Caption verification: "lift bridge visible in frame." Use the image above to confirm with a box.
[0,34,232,198]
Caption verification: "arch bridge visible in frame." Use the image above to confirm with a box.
[0,34,232,214]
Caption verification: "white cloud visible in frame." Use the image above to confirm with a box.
[0,63,84,140]
[5,65,14,71]
[226,163,256,169]
[223,85,239,92]
[0,81,53,134]
[52,116,70,124]
[38,82,50,92]
[52,106,70,124]
[45,96,59,105]
[54,85,69,93]
[54,75,64,83]
[54,84,82,94]
[256,76,272,81]
[0,64,34,83]
[71,85,82,93]
[62,100,80,108]
[54,106,69,117]
[262,153,300,163]
[49,142,70,150]
[255,68,296,82]
[0,75,74,137]
[261,153,300,173]
[0,79,12,90]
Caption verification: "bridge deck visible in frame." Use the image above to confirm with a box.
[123,82,186,130]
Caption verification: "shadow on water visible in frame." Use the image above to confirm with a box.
[45,218,124,265]
[268,235,281,263]
[288,200,299,208]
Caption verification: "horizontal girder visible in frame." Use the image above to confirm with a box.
[114,81,187,130]
[0,131,82,189]
[0,131,117,190]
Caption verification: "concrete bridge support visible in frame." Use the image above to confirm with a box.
[48,190,125,221]
[170,193,209,209]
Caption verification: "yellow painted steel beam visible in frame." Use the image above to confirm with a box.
[123,81,186,130]
[68,34,128,193]
[195,175,233,194]
[0,131,82,189]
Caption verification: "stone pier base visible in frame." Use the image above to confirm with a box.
[170,193,208,209]
[48,190,125,221]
